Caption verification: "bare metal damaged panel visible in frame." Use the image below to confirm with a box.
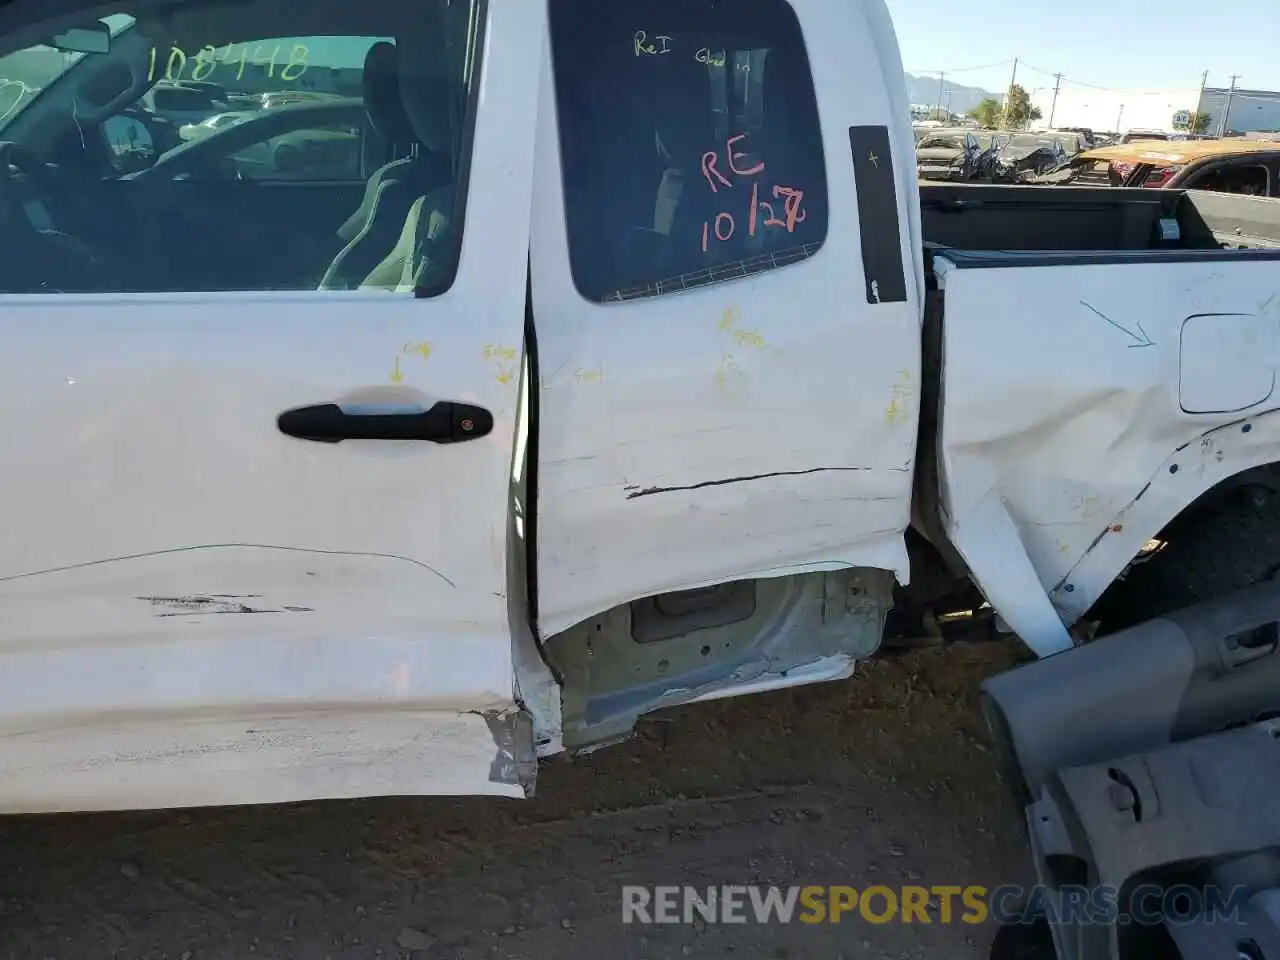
[477,709,537,796]
[543,568,895,749]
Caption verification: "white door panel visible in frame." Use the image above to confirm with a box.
[530,0,920,636]
[1,297,512,630]
[0,0,543,810]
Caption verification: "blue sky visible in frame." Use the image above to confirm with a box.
[887,0,1279,95]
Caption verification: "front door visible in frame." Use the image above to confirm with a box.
[0,0,541,810]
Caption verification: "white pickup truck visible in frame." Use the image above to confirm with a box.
[1,0,1279,814]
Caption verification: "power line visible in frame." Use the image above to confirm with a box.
[912,56,1278,104]
[905,58,1014,75]
[1019,60,1196,96]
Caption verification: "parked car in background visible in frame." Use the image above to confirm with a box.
[915,127,996,181]
[992,132,1069,178]
[1118,128,1170,144]
[260,90,345,109]
[140,81,228,127]
[1056,125,1096,148]
[1049,138,1280,194]
[1041,129,1089,156]
[178,110,254,142]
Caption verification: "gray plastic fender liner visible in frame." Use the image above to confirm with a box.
[980,579,1280,799]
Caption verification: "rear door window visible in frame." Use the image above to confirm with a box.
[548,0,828,303]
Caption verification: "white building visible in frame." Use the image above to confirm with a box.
[1028,84,1200,135]
[1197,87,1280,136]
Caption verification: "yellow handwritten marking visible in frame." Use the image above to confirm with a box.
[718,306,765,348]
[1057,539,1072,555]
[885,375,915,426]
[574,363,603,384]
[884,396,909,426]
[484,344,519,361]
[482,344,520,385]
[148,41,309,84]
[869,150,879,168]
[633,31,673,56]
[192,45,218,80]
[714,306,769,394]
[0,79,30,124]
[390,356,404,383]
[695,47,726,66]
[402,341,433,360]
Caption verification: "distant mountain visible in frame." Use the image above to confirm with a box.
[904,72,1002,116]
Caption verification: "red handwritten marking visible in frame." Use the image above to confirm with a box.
[696,132,807,252]
[775,186,807,232]
[701,151,732,192]
[727,133,765,177]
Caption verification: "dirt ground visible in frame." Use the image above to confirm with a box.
[0,641,1036,960]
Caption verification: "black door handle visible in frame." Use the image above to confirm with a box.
[277,401,493,444]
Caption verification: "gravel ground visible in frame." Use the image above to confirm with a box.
[0,641,1035,960]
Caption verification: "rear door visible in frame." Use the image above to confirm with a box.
[0,0,541,809]
[530,0,923,636]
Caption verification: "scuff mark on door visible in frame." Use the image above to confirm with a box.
[624,465,908,499]
[138,595,315,616]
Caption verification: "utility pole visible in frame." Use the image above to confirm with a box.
[1218,74,1239,137]
[1115,104,1124,135]
[1048,72,1062,128]
[1001,58,1018,128]
[936,71,946,119]
[1196,69,1208,132]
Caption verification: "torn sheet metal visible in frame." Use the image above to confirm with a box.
[477,709,537,796]
[936,256,1280,653]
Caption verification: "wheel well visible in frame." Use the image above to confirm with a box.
[1152,462,1280,538]
[1087,461,1280,631]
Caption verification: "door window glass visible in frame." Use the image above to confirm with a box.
[1185,163,1270,196]
[0,0,483,295]
[548,0,828,303]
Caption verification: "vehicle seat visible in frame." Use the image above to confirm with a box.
[358,38,460,291]
[320,42,451,290]
[646,58,714,275]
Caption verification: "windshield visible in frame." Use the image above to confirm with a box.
[0,14,136,131]
[1004,134,1061,150]
[918,135,964,150]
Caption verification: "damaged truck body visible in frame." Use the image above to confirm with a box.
[1,0,1280,813]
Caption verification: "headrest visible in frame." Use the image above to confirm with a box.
[647,60,713,168]
[362,41,415,145]
[399,71,455,156]
[397,24,456,156]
